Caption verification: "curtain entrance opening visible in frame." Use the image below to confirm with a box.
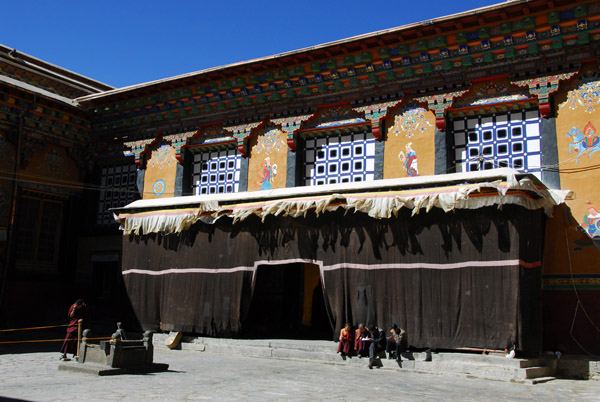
[241,263,333,339]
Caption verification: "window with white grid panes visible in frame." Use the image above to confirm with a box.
[97,164,140,225]
[451,110,542,179]
[192,149,241,195]
[304,131,376,186]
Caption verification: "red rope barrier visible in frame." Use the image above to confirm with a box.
[0,323,75,332]
[0,336,112,344]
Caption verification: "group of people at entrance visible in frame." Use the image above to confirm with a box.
[337,323,407,369]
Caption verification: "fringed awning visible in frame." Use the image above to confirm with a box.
[113,169,573,235]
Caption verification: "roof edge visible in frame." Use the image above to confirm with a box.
[77,0,529,103]
[0,44,114,94]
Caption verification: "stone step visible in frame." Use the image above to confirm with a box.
[152,334,556,383]
[432,352,539,368]
[530,376,557,385]
[525,366,556,379]
[184,337,336,353]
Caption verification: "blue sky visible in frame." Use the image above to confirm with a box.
[2,0,500,89]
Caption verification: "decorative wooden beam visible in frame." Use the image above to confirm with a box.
[123,138,157,167]
[223,121,265,156]
[353,99,403,140]
[511,71,577,117]
[414,89,470,131]
[271,114,314,151]
[163,130,198,163]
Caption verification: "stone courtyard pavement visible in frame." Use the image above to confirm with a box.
[1,348,599,401]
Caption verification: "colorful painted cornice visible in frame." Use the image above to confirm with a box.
[76,2,600,156]
[511,71,578,117]
[163,131,198,163]
[0,92,91,140]
[0,62,96,99]
[123,138,156,167]
[415,89,470,130]
[270,114,314,151]
[223,121,265,156]
[353,99,403,140]
[89,3,599,133]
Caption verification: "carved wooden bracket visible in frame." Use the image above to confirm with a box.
[353,100,403,140]
[123,138,157,168]
[163,131,198,163]
[511,71,577,118]
[223,121,265,157]
[415,89,470,131]
[271,114,314,151]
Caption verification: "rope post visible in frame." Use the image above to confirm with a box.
[77,321,82,358]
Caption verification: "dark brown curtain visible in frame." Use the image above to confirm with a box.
[121,205,544,353]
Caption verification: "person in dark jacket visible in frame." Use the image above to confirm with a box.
[367,324,386,369]
[386,323,408,361]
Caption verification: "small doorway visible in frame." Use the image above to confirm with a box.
[90,260,140,332]
[242,263,332,339]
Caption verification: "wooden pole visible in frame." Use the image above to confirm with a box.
[77,321,82,358]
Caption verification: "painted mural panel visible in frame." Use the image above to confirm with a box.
[143,144,177,199]
[303,104,365,130]
[452,79,530,109]
[383,102,435,179]
[542,204,600,355]
[556,66,600,241]
[21,143,80,190]
[247,127,287,191]
[543,63,600,290]
[0,131,15,227]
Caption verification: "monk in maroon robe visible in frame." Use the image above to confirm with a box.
[60,299,86,360]
[354,323,369,357]
[337,323,354,356]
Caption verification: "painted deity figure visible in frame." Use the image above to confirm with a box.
[567,122,600,163]
[259,157,277,190]
[584,121,598,148]
[582,201,600,237]
[398,143,419,177]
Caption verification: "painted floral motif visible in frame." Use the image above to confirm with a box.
[43,150,64,175]
[152,179,166,197]
[398,143,418,177]
[150,145,176,169]
[582,201,600,237]
[391,108,432,138]
[566,122,600,163]
[563,80,600,113]
[255,128,286,155]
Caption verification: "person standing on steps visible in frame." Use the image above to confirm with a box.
[60,299,87,360]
